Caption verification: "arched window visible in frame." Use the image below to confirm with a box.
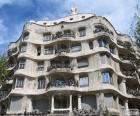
[38,77,46,89]
[20,43,27,53]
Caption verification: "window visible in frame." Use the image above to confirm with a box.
[98,39,107,47]
[109,45,115,54]
[79,27,86,37]
[101,72,111,84]
[79,74,89,87]
[100,53,111,65]
[77,57,89,68]
[44,46,53,55]
[43,33,52,41]
[37,62,44,71]
[94,25,104,33]
[37,46,41,56]
[71,43,81,52]
[38,77,46,89]
[23,32,29,40]
[20,44,27,53]
[89,41,93,49]
[15,77,24,88]
[18,59,26,69]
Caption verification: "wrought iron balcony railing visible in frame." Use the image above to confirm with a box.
[47,64,72,72]
[52,33,75,40]
[126,87,140,96]
[47,79,78,88]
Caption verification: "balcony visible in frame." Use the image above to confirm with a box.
[47,79,78,88]
[126,87,140,96]
[121,108,140,116]
[121,70,137,79]
[55,48,70,54]
[8,47,18,56]
[47,63,73,72]
[0,90,9,100]
[52,33,75,41]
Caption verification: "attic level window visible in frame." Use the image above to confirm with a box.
[23,32,29,40]
[43,22,47,25]
[70,18,73,20]
[82,16,85,18]
[43,33,52,41]
[53,22,57,25]
[79,27,86,37]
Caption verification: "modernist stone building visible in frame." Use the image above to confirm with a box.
[5,8,140,115]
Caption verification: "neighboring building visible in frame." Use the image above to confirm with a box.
[5,8,140,115]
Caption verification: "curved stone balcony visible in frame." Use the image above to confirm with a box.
[46,33,75,44]
[8,47,18,57]
[6,64,16,70]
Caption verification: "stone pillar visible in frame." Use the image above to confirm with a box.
[125,100,130,116]
[122,79,127,94]
[95,93,100,110]
[116,96,120,110]
[51,96,54,113]
[78,95,82,110]
[69,95,72,112]
[28,97,33,112]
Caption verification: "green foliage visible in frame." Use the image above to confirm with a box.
[0,54,8,86]
[131,4,140,48]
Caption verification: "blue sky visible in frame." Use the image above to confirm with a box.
[0,0,139,54]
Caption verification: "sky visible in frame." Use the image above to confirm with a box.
[0,0,139,54]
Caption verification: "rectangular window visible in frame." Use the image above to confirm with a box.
[37,46,41,56]
[100,54,111,65]
[37,62,44,71]
[16,77,24,88]
[98,39,107,47]
[79,28,86,37]
[20,45,27,53]
[102,72,110,83]
[79,74,89,87]
[89,41,93,49]
[18,59,26,69]
[44,46,53,55]
[109,45,115,54]
[43,33,52,41]
[77,57,89,68]
[38,78,46,89]
[71,43,81,52]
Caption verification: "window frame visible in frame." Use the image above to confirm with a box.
[38,77,46,89]
[37,62,44,71]
[15,77,24,88]
[79,74,89,87]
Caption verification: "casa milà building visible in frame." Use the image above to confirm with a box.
[5,8,140,116]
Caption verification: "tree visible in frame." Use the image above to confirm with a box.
[0,54,8,87]
[131,4,140,48]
